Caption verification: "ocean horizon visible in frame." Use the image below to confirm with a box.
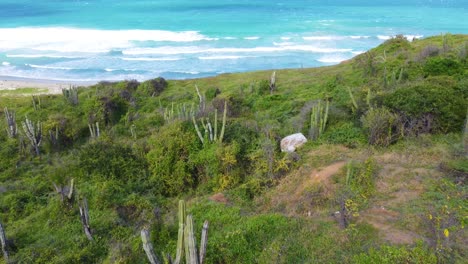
[0,0,467,82]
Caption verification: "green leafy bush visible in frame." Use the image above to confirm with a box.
[383,80,466,133]
[352,243,437,264]
[322,121,366,147]
[137,77,168,96]
[423,57,463,76]
[146,121,199,196]
[79,140,147,181]
[361,107,400,146]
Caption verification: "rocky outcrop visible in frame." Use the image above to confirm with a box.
[280,133,307,153]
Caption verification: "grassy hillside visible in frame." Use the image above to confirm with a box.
[0,34,467,263]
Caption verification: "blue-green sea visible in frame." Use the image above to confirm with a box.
[0,0,467,81]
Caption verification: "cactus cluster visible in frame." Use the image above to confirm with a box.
[21,117,42,156]
[88,122,100,138]
[309,99,329,140]
[31,95,41,110]
[164,102,194,123]
[62,85,79,105]
[192,101,227,145]
[4,107,17,138]
[141,200,209,264]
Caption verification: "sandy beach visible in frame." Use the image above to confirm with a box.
[0,76,95,94]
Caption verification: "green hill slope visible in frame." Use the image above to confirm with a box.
[0,34,467,263]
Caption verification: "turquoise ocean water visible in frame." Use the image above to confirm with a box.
[0,0,467,81]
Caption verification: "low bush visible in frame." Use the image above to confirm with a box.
[322,121,366,147]
[137,77,168,96]
[423,57,463,76]
[383,80,466,133]
[361,107,400,146]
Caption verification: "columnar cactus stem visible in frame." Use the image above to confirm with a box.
[192,101,227,145]
[141,229,160,264]
[88,122,100,138]
[141,200,208,264]
[309,99,329,140]
[174,200,186,264]
[185,215,199,264]
[269,71,276,94]
[219,101,227,143]
[21,117,42,156]
[0,220,9,263]
[79,198,93,241]
[62,85,79,105]
[199,220,209,264]
[4,107,17,138]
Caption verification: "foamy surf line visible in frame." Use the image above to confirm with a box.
[0,27,215,53]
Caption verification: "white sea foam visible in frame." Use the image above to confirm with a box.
[171,71,200,75]
[0,27,213,53]
[377,34,423,41]
[6,54,81,59]
[352,51,365,55]
[2,62,10,66]
[377,35,391,40]
[303,36,338,41]
[198,55,255,60]
[120,57,182,61]
[404,34,423,40]
[317,54,349,63]
[281,37,291,40]
[124,45,352,55]
[244,36,260,40]
[273,42,295,46]
[350,36,370,39]
[26,64,74,70]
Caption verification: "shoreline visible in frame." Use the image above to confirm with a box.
[0,76,96,94]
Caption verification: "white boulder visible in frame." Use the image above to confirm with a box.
[280,133,307,153]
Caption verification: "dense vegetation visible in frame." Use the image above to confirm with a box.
[0,34,467,263]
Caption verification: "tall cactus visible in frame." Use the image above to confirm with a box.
[309,99,329,140]
[192,101,227,145]
[4,107,17,138]
[141,200,209,264]
[269,71,276,94]
[88,122,100,138]
[174,200,186,264]
[62,85,79,105]
[79,198,93,241]
[464,109,468,157]
[0,220,9,263]
[32,95,41,110]
[21,117,42,156]
[141,229,160,264]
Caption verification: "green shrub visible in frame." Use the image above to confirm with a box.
[146,121,199,196]
[205,87,221,101]
[137,77,168,96]
[322,121,366,147]
[79,140,147,181]
[383,80,466,133]
[352,243,437,264]
[361,107,400,146]
[423,57,463,76]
